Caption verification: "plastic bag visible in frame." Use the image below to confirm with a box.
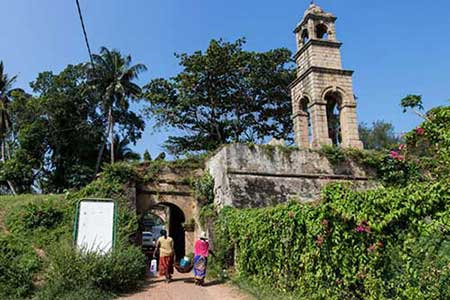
[150,259,157,276]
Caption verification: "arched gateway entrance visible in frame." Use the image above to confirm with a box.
[134,169,200,261]
[139,203,186,259]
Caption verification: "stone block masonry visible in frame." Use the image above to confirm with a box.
[290,3,364,150]
[206,143,377,208]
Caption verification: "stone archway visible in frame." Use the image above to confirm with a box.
[139,202,186,260]
[135,167,202,259]
[324,90,343,146]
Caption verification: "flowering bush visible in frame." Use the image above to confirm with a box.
[214,99,450,298]
[214,178,450,299]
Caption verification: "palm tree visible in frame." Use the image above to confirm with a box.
[0,61,17,194]
[106,134,140,162]
[0,61,16,161]
[88,47,147,174]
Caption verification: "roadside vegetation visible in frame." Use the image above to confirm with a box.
[212,103,450,299]
[0,164,147,300]
[1,32,448,300]
[0,154,216,300]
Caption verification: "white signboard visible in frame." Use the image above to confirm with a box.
[75,199,116,253]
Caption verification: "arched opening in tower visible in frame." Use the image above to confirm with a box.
[301,29,310,45]
[325,91,342,146]
[315,23,329,40]
[139,203,186,261]
[299,97,313,144]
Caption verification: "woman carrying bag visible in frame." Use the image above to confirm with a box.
[193,231,214,286]
[153,229,174,283]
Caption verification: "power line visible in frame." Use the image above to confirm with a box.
[75,0,95,66]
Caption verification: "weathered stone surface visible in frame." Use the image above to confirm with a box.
[135,166,203,256]
[291,3,363,149]
[206,144,377,208]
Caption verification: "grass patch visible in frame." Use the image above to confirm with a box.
[0,194,64,233]
[231,275,304,300]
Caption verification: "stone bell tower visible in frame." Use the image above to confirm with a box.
[290,3,363,149]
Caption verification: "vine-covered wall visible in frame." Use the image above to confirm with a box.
[214,179,450,299]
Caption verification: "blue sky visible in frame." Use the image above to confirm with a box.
[1,0,449,157]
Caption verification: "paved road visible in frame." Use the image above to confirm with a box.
[119,272,251,300]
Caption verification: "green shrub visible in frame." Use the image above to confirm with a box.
[7,199,65,231]
[5,197,72,248]
[192,172,215,205]
[317,145,347,165]
[214,179,450,299]
[37,243,146,300]
[100,162,140,185]
[0,234,41,299]
[66,163,140,243]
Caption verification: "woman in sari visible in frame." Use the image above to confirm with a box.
[193,231,213,286]
[153,229,174,283]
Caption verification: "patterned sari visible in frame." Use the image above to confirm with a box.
[194,255,208,283]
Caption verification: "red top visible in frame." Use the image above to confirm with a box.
[194,239,209,257]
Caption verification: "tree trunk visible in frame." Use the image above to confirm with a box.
[93,107,113,177]
[5,123,11,160]
[1,139,5,162]
[413,108,430,122]
[6,180,16,195]
[5,139,10,159]
[109,108,115,164]
[2,124,16,195]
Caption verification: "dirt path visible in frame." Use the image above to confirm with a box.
[119,272,251,300]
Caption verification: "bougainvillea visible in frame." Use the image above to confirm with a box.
[213,104,450,299]
[214,178,450,299]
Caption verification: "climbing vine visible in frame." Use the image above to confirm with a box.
[213,108,450,298]
[214,179,450,299]
[191,172,215,205]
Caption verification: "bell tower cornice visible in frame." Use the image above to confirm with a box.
[293,39,342,61]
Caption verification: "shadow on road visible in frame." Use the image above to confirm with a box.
[203,279,225,287]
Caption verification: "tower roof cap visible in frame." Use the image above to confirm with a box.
[304,3,334,18]
[294,3,336,33]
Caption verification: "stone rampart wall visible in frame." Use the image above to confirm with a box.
[206,143,377,208]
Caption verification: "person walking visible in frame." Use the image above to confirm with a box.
[193,231,213,286]
[153,229,174,283]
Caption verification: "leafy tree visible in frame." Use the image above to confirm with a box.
[143,150,151,161]
[88,47,147,172]
[401,94,428,120]
[8,64,103,192]
[358,120,401,150]
[404,104,450,179]
[154,152,166,161]
[0,148,36,193]
[143,38,295,154]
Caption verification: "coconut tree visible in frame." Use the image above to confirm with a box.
[88,47,147,174]
[106,134,140,162]
[0,61,15,161]
[0,61,17,194]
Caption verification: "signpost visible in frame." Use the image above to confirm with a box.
[74,198,117,253]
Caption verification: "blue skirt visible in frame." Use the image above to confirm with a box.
[193,255,207,279]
